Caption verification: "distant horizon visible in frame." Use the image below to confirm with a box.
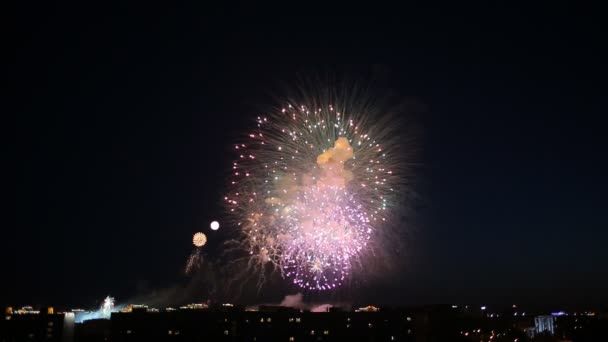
[4,296,608,313]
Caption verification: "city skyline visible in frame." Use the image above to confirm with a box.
[3,302,606,342]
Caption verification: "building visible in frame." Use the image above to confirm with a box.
[524,326,535,339]
[534,315,556,335]
[110,310,416,342]
[0,307,65,342]
[552,312,607,341]
[74,318,111,342]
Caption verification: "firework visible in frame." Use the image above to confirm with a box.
[101,296,115,318]
[193,232,207,247]
[186,232,207,274]
[73,295,122,322]
[225,87,409,290]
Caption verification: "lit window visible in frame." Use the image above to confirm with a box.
[48,322,54,326]
[260,318,264,323]
[175,331,180,335]
[5,316,10,320]
[126,330,132,334]
[346,324,351,328]
[368,323,373,328]
[289,318,294,322]
[391,336,395,341]
[224,330,229,335]
[295,318,301,323]
[267,318,272,323]
[323,330,329,335]
[168,330,172,335]
[289,337,295,341]
[406,317,411,321]
[310,330,315,335]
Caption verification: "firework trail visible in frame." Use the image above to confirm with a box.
[224,86,412,291]
[185,232,207,275]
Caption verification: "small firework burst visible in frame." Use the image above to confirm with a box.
[186,232,207,275]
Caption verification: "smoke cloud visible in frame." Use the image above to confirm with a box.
[279,293,306,309]
[277,293,344,313]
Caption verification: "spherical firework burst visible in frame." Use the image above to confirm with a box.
[193,232,207,247]
[225,86,410,291]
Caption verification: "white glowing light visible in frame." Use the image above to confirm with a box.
[210,221,220,230]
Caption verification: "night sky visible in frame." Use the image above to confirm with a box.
[10,3,608,308]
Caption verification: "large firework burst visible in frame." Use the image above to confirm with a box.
[225,87,410,291]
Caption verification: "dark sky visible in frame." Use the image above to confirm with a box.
[10,3,608,309]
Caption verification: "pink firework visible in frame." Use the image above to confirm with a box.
[225,88,409,290]
[282,184,371,290]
